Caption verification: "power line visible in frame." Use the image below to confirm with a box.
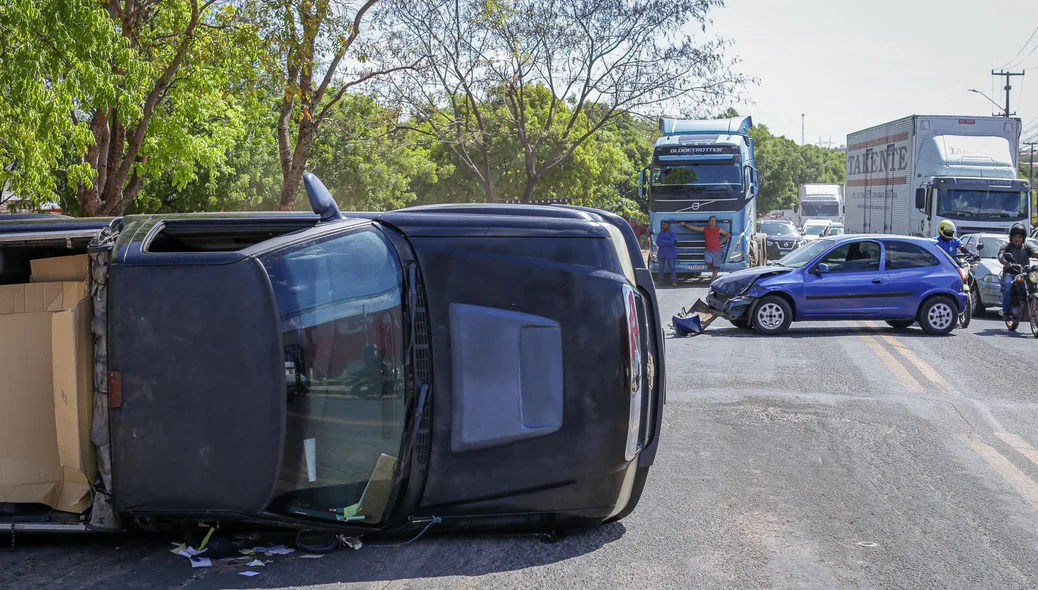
[1009,41,1038,70]
[1003,25,1038,69]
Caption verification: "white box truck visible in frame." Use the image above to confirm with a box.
[794,183,843,229]
[844,115,1030,237]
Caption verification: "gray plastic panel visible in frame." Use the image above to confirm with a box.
[449,303,563,452]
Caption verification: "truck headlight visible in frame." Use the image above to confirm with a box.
[728,248,745,262]
[621,285,644,462]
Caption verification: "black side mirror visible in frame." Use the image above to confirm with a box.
[915,188,926,210]
[976,243,985,251]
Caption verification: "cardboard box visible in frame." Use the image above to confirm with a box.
[0,280,95,513]
[30,254,90,283]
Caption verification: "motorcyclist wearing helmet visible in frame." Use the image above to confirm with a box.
[997,222,1038,321]
[934,220,970,259]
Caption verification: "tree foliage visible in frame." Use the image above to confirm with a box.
[751,124,845,214]
[390,0,742,203]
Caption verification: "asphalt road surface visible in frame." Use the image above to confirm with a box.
[7,281,1038,589]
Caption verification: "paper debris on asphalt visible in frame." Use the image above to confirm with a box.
[298,554,325,559]
[240,571,261,577]
[247,559,266,567]
[190,557,212,568]
[269,546,295,555]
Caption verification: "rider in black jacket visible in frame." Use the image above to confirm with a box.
[998,223,1038,321]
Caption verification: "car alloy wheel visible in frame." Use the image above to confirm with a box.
[752,295,792,335]
[919,297,956,335]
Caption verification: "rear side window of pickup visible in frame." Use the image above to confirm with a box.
[261,228,407,524]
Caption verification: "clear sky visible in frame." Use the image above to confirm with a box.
[707,0,1038,148]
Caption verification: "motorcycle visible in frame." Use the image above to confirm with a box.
[956,252,980,329]
[1000,263,1038,337]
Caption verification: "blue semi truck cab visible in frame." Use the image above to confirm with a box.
[639,116,759,280]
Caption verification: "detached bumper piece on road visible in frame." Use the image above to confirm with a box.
[0,174,666,540]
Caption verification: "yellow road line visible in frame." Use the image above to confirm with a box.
[962,433,1038,510]
[995,433,1038,468]
[877,334,955,393]
[859,334,925,394]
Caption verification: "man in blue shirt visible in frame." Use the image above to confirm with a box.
[655,221,678,286]
[935,220,969,259]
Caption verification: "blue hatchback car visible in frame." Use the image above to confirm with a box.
[701,235,969,336]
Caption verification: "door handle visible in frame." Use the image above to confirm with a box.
[872,278,883,284]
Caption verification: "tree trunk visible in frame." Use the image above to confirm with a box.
[279,121,318,211]
[521,178,537,204]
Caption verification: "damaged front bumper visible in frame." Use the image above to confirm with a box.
[702,291,755,322]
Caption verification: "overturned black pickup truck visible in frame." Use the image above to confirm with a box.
[0,174,665,539]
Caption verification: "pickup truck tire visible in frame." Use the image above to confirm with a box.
[918,296,957,336]
[751,295,792,336]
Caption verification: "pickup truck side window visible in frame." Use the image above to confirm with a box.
[261,227,406,524]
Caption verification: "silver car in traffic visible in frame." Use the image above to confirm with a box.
[960,233,1008,315]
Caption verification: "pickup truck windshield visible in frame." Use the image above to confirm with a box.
[938,189,1028,220]
[261,228,407,524]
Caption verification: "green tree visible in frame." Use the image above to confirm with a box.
[392,0,742,203]
[0,0,262,216]
[249,0,418,212]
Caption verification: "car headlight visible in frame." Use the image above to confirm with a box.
[981,274,1000,284]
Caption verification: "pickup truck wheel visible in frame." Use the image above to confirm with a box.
[752,295,792,335]
[919,296,957,336]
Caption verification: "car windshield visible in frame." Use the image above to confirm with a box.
[937,189,1028,220]
[774,239,833,268]
[803,221,828,234]
[760,222,797,236]
[972,236,1008,259]
[651,163,742,186]
[825,226,845,235]
[261,228,407,525]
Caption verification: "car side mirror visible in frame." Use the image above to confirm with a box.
[814,263,831,275]
[915,188,926,210]
[976,243,984,251]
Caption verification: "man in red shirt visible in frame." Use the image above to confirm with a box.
[679,216,729,281]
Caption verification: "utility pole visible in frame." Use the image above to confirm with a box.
[801,114,805,145]
[992,70,1025,117]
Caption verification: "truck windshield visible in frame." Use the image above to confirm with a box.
[801,202,839,216]
[261,228,407,525]
[651,163,742,186]
[937,190,1028,220]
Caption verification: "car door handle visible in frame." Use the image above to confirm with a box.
[872,279,883,284]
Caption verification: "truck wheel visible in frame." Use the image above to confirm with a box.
[918,296,956,336]
[752,296,792,335]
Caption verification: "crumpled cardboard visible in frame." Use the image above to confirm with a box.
[0,267,95,513]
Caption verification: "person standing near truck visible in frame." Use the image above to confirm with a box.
[680,217,729,281]
[655,221,678,286]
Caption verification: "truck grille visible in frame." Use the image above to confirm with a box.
[666,219,732,262]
